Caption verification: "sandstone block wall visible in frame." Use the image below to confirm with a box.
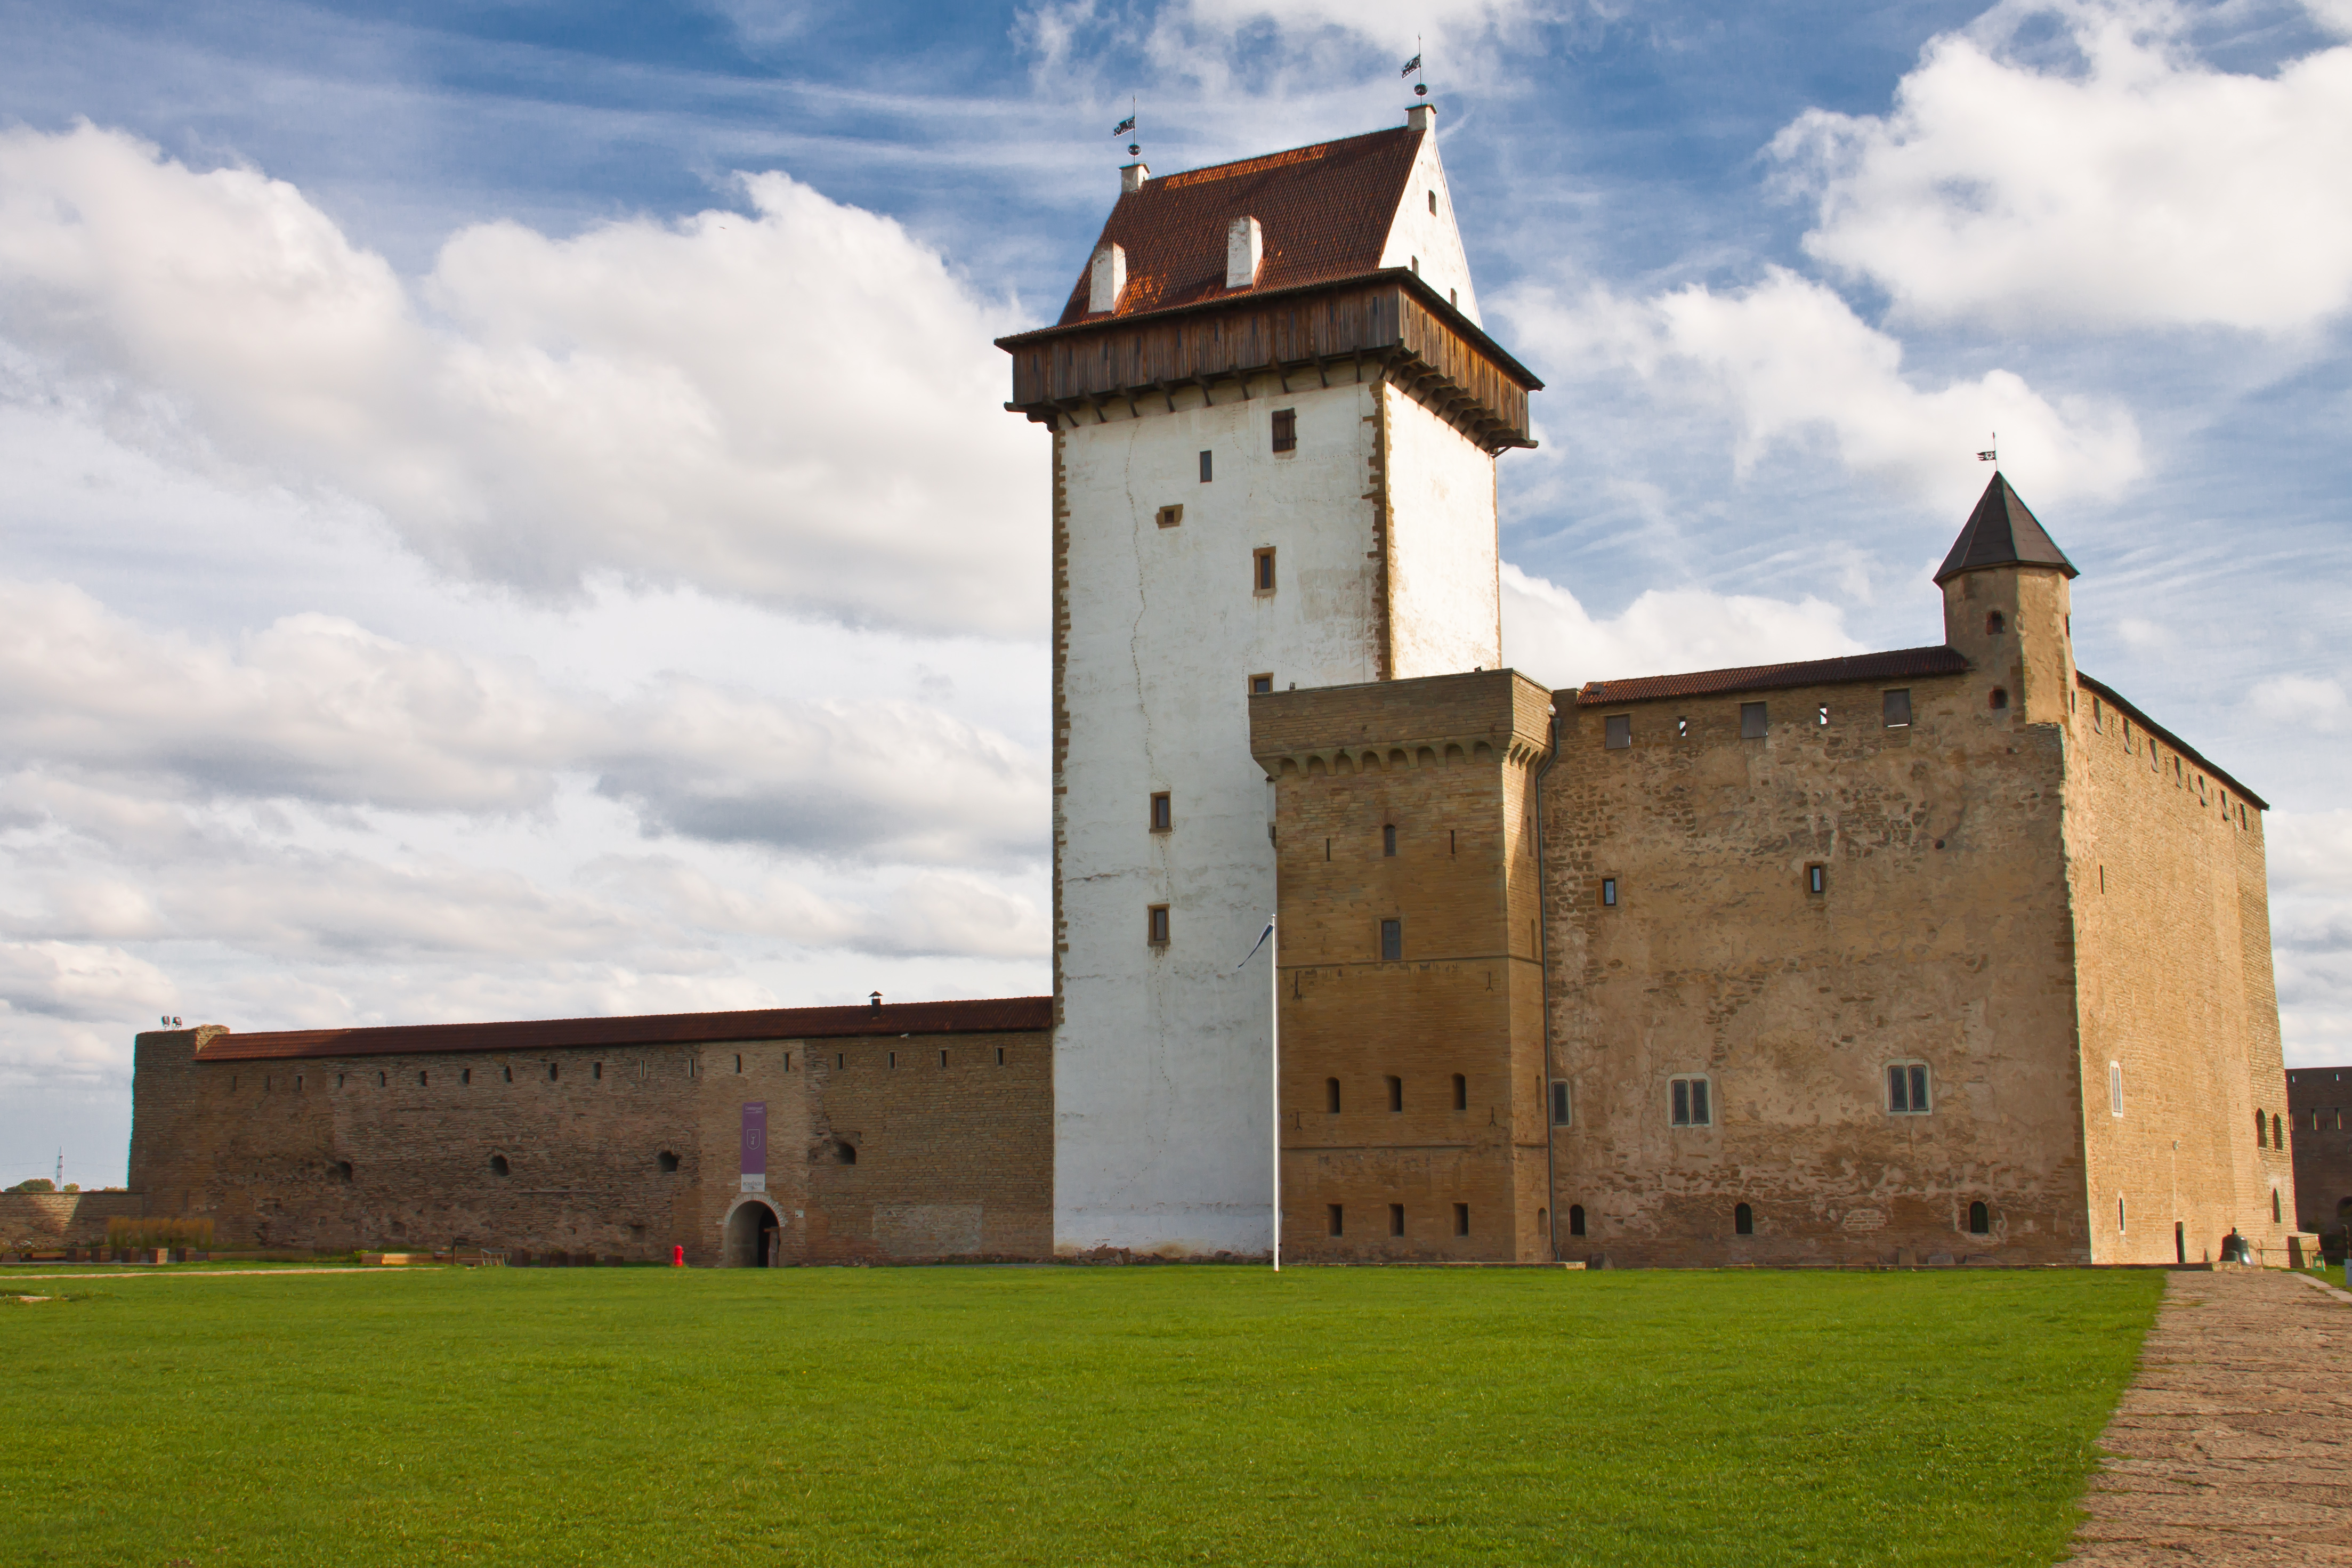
[0,1191,146,1248]
[2288,1066,2352,1244]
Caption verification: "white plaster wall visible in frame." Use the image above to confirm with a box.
[1056,372,1385,1255]
[1384,385,1501,680]
[1378,130,1482,326]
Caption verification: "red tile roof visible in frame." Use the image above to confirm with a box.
[185,997,1054,1062]
[1057,127,1421,326]
[1572,646,1969,706]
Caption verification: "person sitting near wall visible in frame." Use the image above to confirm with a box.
[2219,1228,2250,1264]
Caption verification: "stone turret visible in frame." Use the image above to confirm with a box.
[1937,473,2079,728]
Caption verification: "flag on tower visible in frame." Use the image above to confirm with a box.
[1400,53,1421,75]
[1113,114,1136,136]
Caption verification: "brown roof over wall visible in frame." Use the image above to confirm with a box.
[1574,646,1969,707]
[187,997,1055,1062]
[2076,672,2266,810]
[1054,127,1421,326]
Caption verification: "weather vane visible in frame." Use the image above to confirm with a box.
[1977,433,1998,465]
[1113,95,1139,160]
[1403,38,1427,97]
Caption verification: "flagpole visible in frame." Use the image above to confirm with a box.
[1269,909,1281,1272]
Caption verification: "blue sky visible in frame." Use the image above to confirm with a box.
[2,0,2347,1185]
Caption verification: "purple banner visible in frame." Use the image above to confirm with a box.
[741,1102,767,1176]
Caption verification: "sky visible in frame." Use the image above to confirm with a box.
[2,0,2347,1187]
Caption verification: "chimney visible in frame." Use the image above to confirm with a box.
[1406,102,1435,133]
[1088,243,1127,314]
[1121,161,1151,195]
[1225,216,1263,290]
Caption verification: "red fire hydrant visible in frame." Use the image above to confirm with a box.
[671,1244,685,1267]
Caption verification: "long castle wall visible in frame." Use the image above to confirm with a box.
[128,1025,1050,1264]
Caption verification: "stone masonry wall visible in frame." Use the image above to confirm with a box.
[0,1191,146,1249]
[2288,1066,2352,1246]
[1542,666,2091,1267]
[1253,669,1553,1261]
[129,1026,1050,1265]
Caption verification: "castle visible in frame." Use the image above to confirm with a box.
[122,110,2305,1269]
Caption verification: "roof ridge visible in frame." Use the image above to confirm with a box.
[1149,127,1404,190]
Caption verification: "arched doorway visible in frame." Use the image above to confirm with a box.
[724,1198,783,1267]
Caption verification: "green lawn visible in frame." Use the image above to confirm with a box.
[2,1265,2161,1567]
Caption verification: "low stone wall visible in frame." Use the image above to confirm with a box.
[0,1192,146,1247]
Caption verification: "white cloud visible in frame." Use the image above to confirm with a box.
[0,123,1045,636]
[2250,674,2351,734]
[0,578,1046,866]
[2268,808,2352,1063]
[1498,266,2143,511]
[1501,562,1864,690]
[589,857,1048,960]
[1772,0,2352,333]
[0,941,173,1024]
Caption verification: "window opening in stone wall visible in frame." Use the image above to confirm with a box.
[336,1073,345,1088]
[1380,918,1402,960]
[1986,611,2006,635]
[1888,1063,1930,1114]
[1677,716,1688,738]
[1271,408,1296,452]
[1671,1076,1712,1127]
[1411,255,1420,274]
[551,1063,561,1081]
[1452,1202,1469,1236]
[837,1053,845,1069]
[1569,1204,1587,1236]
[1884,689,1912,728]
[1450,829,1456,855]
[2100,864,2106,893]
[1326,1078,1341,1113]
[2118,1194,2127,1233]
[1390,1203,1405,1237]
[2175,1221,2186,1263]
[1969,1201,1990,1235]
[1249,673,1273,695]
[2274,1113,2284,1149]
[1817,705,1829,726]
[1254,547,1276,594]
[836,1141,856,1165]
[1383,823,1397,856]
[1328,1204,1344,1237]
[1386,1075,1403,1112]
[1452,1073,1467,1110]
[295,1074,303,1091]
[1735,1202,1754,1235]
[1990,688,2009,710]
[419,1071,428,1087]
[1155,504,1183,528]
[2109,1062,2123,1116]
[2092,697,2103,732]
[997,1047,1005,1066]
[2273,1189,2282,1222]
[1429,190,1437,214]
[658,1151,679,1172]
[1741,701,1767,739]
[734,1054,742,1073]
[503,1065,512,1082]
[594,1062,603,1080]
[1146,902,1174,946]
[490,1154,510,1177]
[1199,449,1213,482]
[457,1069,467,1086]
[334,1160,353,1183]
[888,1052,897,1068]
[1604,714,1630,749]
[940,1049,949,1068]
[1151,791,1172,831]
[1550,1080,1571,1126]
[1807,863,1826,896]
[1601,877,1618,907]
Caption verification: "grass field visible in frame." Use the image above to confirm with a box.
[2,1265,2161,1567]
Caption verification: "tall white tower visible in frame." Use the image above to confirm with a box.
[999,106,1541,1256]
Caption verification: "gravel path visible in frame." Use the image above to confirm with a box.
[2068,1268,2352,1564]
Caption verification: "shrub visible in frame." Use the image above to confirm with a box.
[5,1178,56,1194]
[106,1217,215,1251]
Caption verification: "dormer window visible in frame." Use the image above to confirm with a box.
[1225,216,1263,289]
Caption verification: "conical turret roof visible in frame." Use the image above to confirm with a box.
[1935,473,2077,584]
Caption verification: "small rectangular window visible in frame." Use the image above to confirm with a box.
[1379,918,1402,961]
[1670,1076,1712,1127]
[1147,904,1171,945]
[1817,705,1829,726]
[1452,1202,1469,1236]
[1389,1203,1405,1238]
[1604,713,1631,749]
[1327,1204,1343,1237]
[1271,408,1296,452]
[1451,1073,1466,1110]
[1199,449,1213,482]
[1888,1063,1930,1114]
[1249,673,1273,695]
[1155,504,1183,528]
[1254,547,1276,594]
[1676,716,1688,738]
[2108,1061,2123,1117]
[1883,689,1911,728]
[1601,877,1618,907]
[1428,190,1437,214]
[1741,701,1767,739]
[1806,863,1825,896]
[1549,1080,1571,1126]
[2090,697,2103,732]
[1382,823,1397,856]
[1386,1074,1403,1112]
[1150,791,1171,831]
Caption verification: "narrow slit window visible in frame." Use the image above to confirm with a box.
[1741,701,1767,739]
[1883,689,1912,728]
[2108,1062,2123,1117]
[593,1062,603,1080]
[1199,449,1213,482]
[1379,918,1402,961]
[1451,1073,1467,1110]
[1816,705,1829,726]
[1428,190,1437,214]
[1270,408,1296,453]
[1327,1204,1344,1237]
[1601,877,1618,907]
[1147,904,1171,946]
[1568,1204,1586,1237]
[460,1069,470,1086]
[1604,714,1631,749]
[1389,1203,1405,1237]
[940,1049,948,1068]
[1253,547,1276,594]
[1150,791,1172,831]
[1382,823,1397,856]
[1677,716,1688,738]
[996,1047,1005,1066]
[1549,1080,1571,1126]
[1386,1075,1403,1112]
[1806,863,1826,896]
[1452,1202,1469,1236]
[734,1054,742,1073]
[1325,1078,1341,1113]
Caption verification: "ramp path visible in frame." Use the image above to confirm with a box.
[2069,1269,2352,1563]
